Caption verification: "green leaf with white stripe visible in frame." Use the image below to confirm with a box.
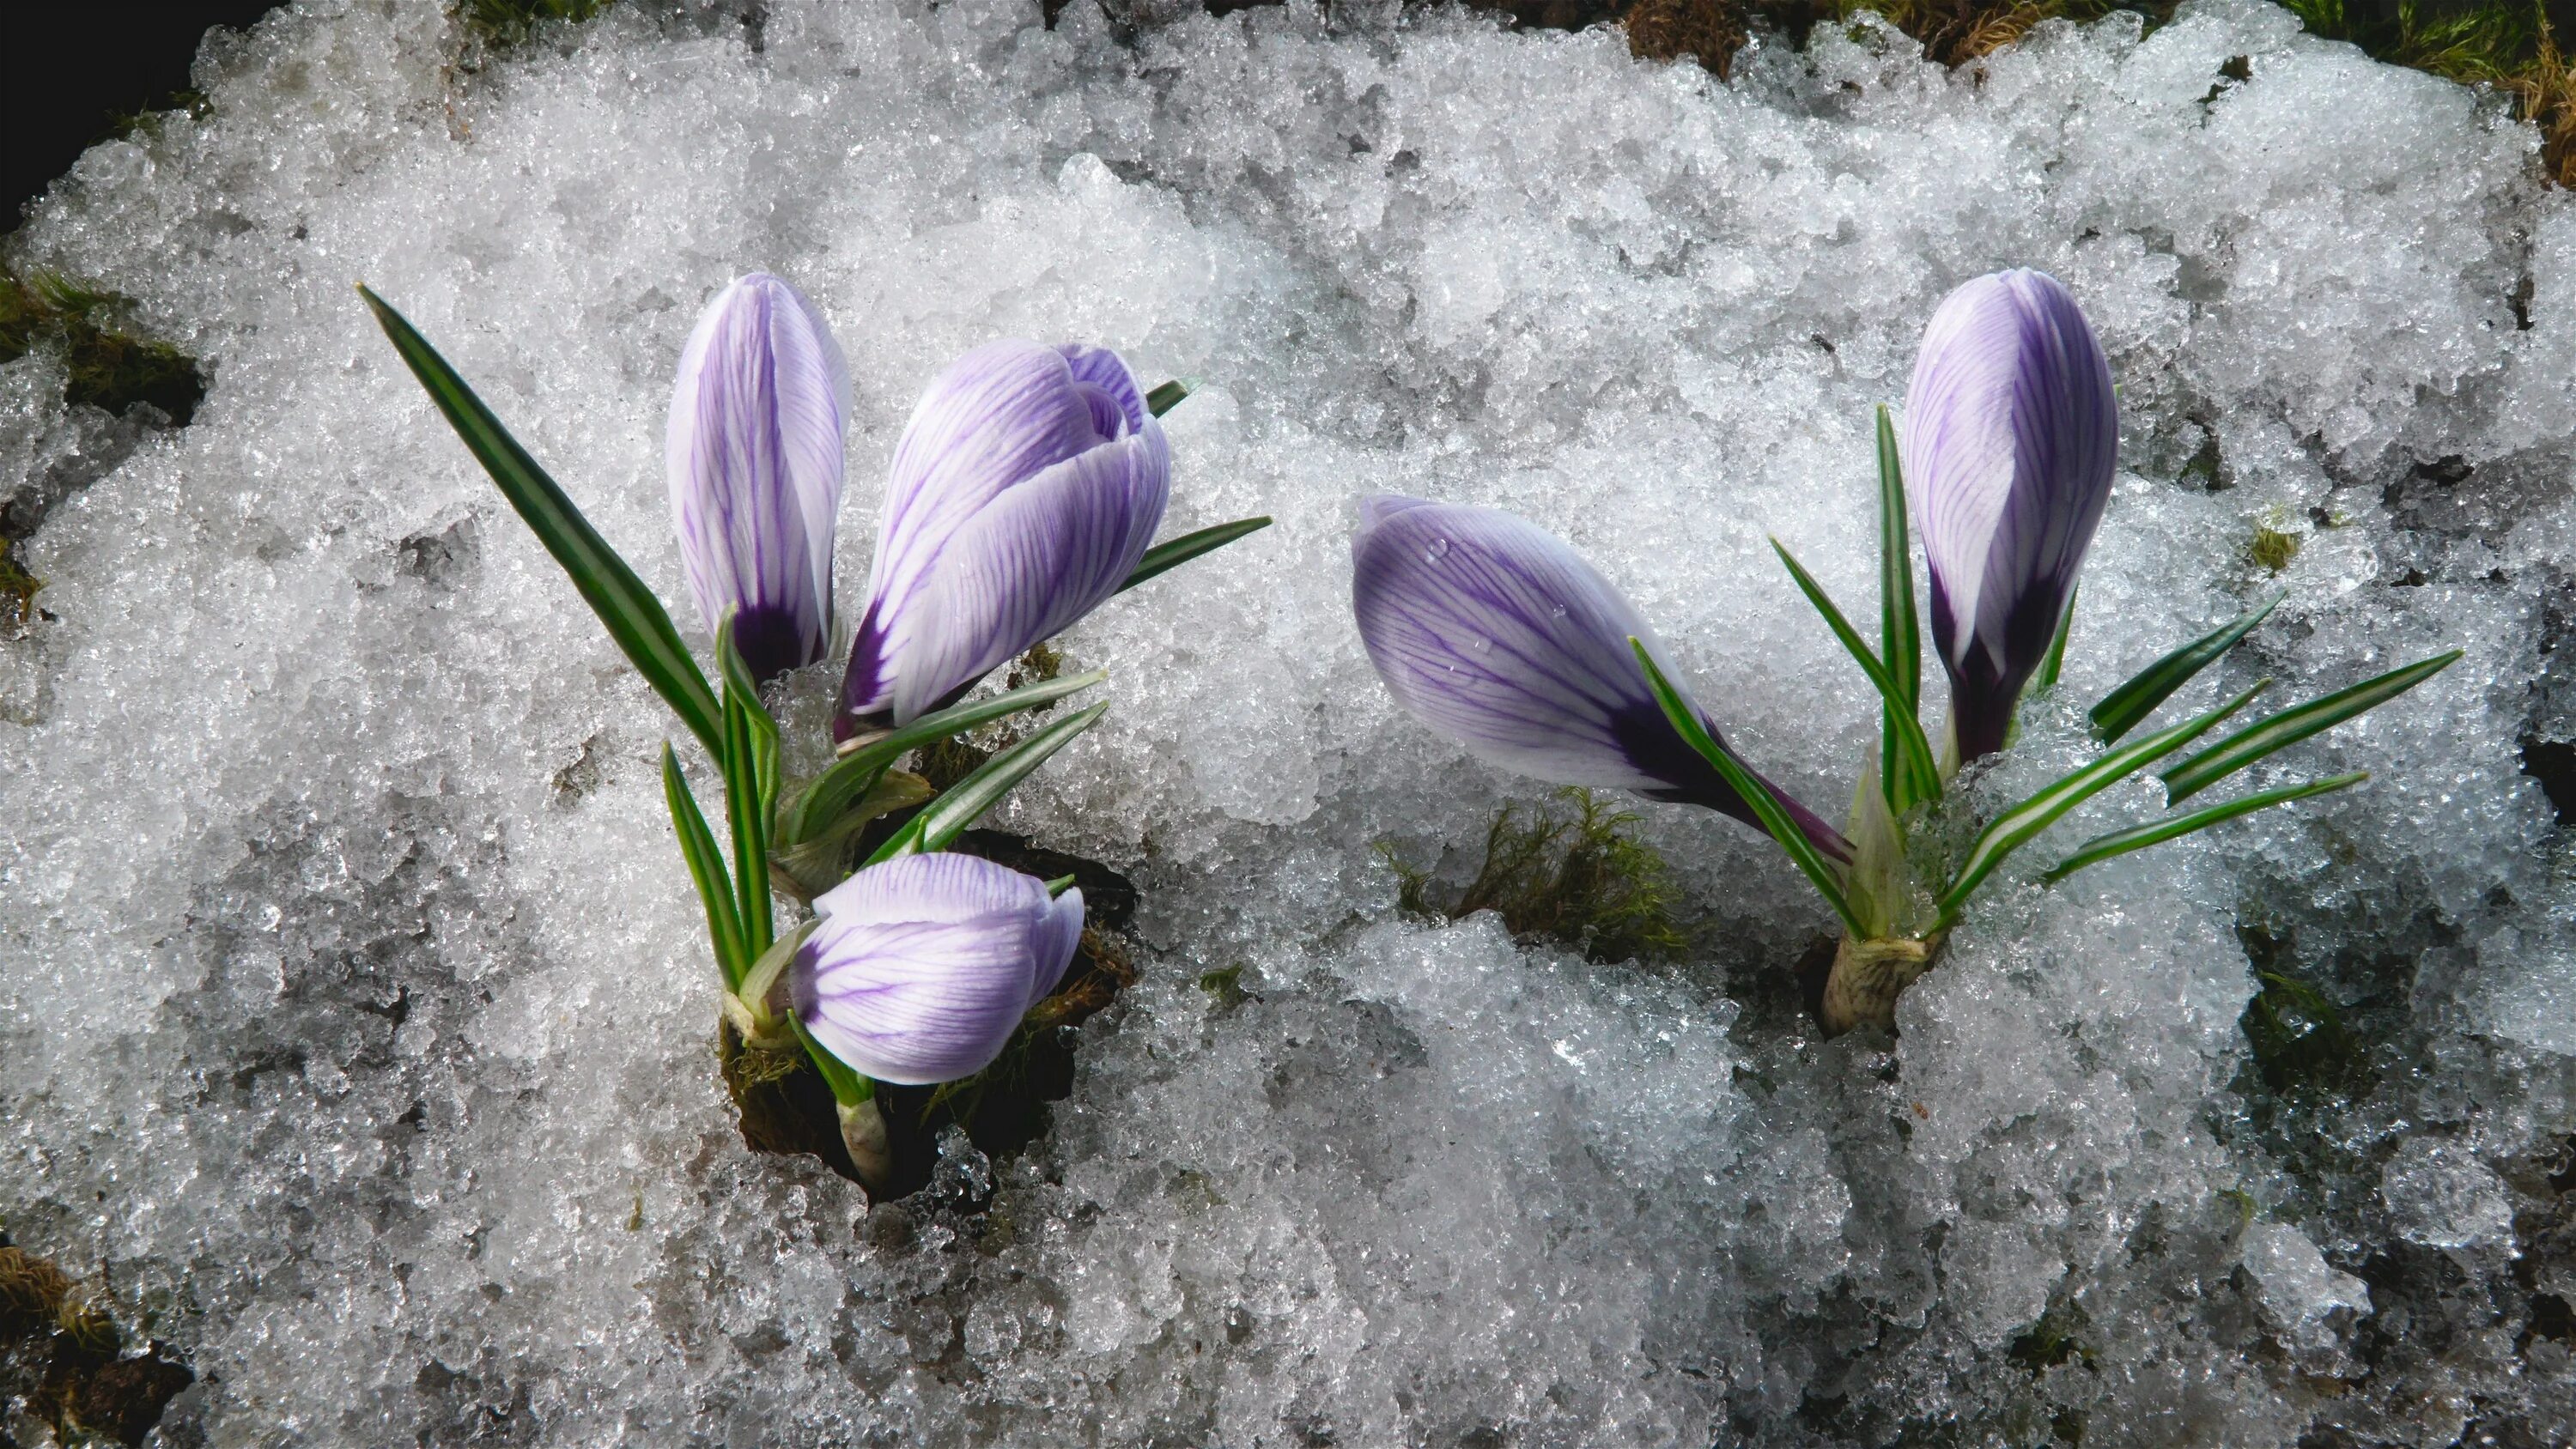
[865,701,1110,865]
[2032,585,2075,694]
[662,744,745,990]
[1773,538,1940,812]
[1875,405,1920,713]
[1873,405,1935,813]
[717,618,781,958]
[1116,517,1273,596]
[2160,650,2459,804]
[1935,682,2267,928]
[2043,773,2366,882]
[2089,593,2281,744]
[781,669,1108,846]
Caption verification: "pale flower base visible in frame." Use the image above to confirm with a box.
[1820,934,1943,1036]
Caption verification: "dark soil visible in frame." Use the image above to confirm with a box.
[0,1236,194,1447]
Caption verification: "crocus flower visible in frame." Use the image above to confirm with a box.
[1351,496,1850,861]
[790,852,1084,1086]
[666,272,850,682]
[835,341,1170,738]
[1901,269,2117,763]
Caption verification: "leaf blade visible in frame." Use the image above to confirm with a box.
[781,669,1109,845]
[1936,681,2267,926]
[2042,773,2367,882]
[360,285,723,751]
[662,744,746,990]
[1773,538,1941,811]
[1116,516,1273,595]
[1875,405,1920,712]
[718,619,781,959]
[865,701,1111,865]
[1145,379,1189,416]
[2032,583,2076,694]
[2159,650,2459,804]
[2089,593,2281,744]
[1631,639,1865,937]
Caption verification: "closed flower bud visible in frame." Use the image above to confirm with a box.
[836,341,1169,738]
[666,272,850,682]
[1350,496,1849,861]
[790,853,1085,1086]
[1902,269,2117,763]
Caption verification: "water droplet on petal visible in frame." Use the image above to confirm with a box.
[1423,537,1450,562]
[1467,637,1492,654]
[1548,603,1570,621]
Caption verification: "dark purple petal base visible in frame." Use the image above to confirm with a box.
[1613,703,1854,863]
[733,603,825,686]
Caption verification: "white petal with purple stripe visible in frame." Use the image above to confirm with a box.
[841,341,1170,731]
[791,853,1084,1087]
[665,272,850,681]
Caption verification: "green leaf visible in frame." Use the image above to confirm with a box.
[662,744,746,990]
[1935,682,2267,927]
[866,701,1110,865]
[1115,516,1273,596]
[1145,379,1189,416]
[1772,538,1941,811]
[781,669,1109,846]
[359,286,723,752]
[772,769,933,901]
[2032,584,2075,694]
[2089,593,2281,744]
[2042,773,2367,882]
[733,918,816,1031]
[718,619,781,958]
[1043,873,1078,896]
[2160,650,2459,804]
[1875,405,1920,712]
[1631,639,1865,937]
[1873,406,1931,815]
[790,1016,870,1108]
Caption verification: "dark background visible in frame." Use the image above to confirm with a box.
[4,3,282,230]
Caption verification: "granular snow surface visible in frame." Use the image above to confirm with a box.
[3,0,2573,1443]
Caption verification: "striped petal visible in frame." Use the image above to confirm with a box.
[665,272,849,682]
[840,342,1168,731]
[1350,497,1848,859]
[890,433,1167,724]
[1901,270,2117,761]
[792,853,1085,1086]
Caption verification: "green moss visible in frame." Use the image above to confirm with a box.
[913,735,990,793]
[1195,963,1249,1007]
[0,268,204,424]
[0,538,39,632]
[2248,524,2301,573]
[2005,1304,2097,1374]
[1384,787,1689,963]
[100,89,211,144]
[1006,641,1064,690]
[2241,968,2360,1093]
[457,0,620,47]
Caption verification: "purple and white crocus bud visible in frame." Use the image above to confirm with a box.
[666,272,850,682]
[835,342,1170,740]
[790,852,1084,1086]
[1902,269,2118,764]
[1351,496,1850,862]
